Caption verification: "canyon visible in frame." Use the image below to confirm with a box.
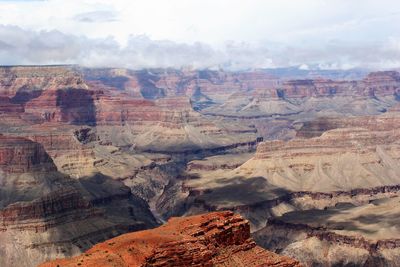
[1,65,400,266]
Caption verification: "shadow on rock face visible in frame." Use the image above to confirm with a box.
[56,88,97,126]
[11,86,43,104]
[76,172,159,227]
[198,176,291,206]
[0,170,159,267]
[136,71,166,100]
[96,75,129,91]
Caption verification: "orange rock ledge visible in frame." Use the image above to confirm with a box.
[40,211,301,267]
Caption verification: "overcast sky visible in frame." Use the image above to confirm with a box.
[0,0,399,70]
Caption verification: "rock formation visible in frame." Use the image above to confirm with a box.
[93,94,258,152]
[253,196,400,266]
[0,134,157,267]
[158,111,395,220]
[0,66,86,98]
[1,65,400,266]
[199,70,400,120]
[41,211,301,267]
[0,135,56,173]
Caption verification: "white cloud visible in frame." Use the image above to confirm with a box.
[0,0,399,69]
[73,11,118,23]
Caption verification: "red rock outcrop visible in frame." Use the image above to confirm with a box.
[41,211,301,267]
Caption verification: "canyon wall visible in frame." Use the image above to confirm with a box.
[0,134,157,267]
[253,195,400,266]
[1,65,400,266]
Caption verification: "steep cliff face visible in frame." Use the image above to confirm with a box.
[24,88,97,125]
[0,135,56,173]
[41,211,302,267]
[0,66,96,125]
[0,135,158,267]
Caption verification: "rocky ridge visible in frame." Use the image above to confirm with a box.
[41,211,302,267]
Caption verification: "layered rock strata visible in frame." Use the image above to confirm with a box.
[240,124,400,193]
[159,110,400,231]
[0,66,86,98]
[253,196,400,266]
[0,135,157,267]
[1,65,400,266]
[200,71,400,119]
[41,211,302,267]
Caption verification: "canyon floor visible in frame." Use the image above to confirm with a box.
[1,66,400,266]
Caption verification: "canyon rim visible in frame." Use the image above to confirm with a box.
[1,0,400,266]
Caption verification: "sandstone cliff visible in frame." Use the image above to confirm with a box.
[41,211,301,267]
